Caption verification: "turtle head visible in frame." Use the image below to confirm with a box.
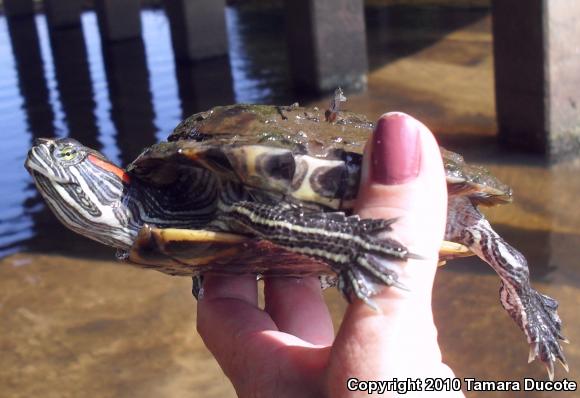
[25,138,137,250]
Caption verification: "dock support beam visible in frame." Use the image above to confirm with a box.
[94,0,141,41]
[492,0,580,160]
[163,0,228,62]
[284,0,368,94]
[44,0,82,28]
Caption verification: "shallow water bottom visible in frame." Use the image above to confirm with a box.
[1,251,578,398]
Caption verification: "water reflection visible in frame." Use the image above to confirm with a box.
[225,5,293,104]
[101,38,157,164]
[1,16,52,255]
[48,25,100,150]
[174,56,234,118]
[6,15,55,141]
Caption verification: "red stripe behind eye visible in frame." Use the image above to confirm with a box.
[87,154,131,184]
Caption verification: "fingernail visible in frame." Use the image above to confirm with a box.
[371,113,421,185]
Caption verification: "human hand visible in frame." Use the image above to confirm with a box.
[197,113,465,397]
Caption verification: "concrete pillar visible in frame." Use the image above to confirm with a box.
[284,0,368,94]
[44,0,82,28]
[492,0,580,161]
[163,0,228,62]
[94,0,141,41]
[3,0,34,17]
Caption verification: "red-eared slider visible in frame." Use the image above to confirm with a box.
[25,96,566,379]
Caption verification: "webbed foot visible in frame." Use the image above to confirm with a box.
[338,252,410,311]
[501,284,569,380]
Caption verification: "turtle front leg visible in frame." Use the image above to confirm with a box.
[215,201,415,309]
[446,197,568,379]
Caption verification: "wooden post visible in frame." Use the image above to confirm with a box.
[163,0,228,62]
[284,0,368,94]
[3,0,34,17]
[44,0,82,28]
[492,0,580,160]
[94,0,141,41]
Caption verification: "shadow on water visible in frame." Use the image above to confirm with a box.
[365,5,489,70]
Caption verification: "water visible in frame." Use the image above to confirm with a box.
[1,4,579,398]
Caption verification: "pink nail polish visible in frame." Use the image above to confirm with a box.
[371,114,421,185]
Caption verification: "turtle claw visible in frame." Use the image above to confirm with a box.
[339,251,411,310]
[405,251,427,261]
[559,358,570,373]
[338,269,382,311]
[362,297,382,313]
[191,275,204,300]
[545,360,555,382]
[506,286,568,379]
[528,343,538,364]
[535,345,568,381]
[389,279,410,292]
[359,253,410,290]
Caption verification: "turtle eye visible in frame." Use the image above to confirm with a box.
[57,146,78,162]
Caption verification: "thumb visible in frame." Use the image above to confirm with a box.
[326,112,451,389]
[355,111,447,292]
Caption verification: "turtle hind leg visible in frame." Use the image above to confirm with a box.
[503,284,569,378]
[446,197,567,379]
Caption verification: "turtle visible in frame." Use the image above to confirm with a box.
[25,93,567,379]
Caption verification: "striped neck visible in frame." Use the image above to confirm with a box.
[26,138,220,250]
[26,138,139,249]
